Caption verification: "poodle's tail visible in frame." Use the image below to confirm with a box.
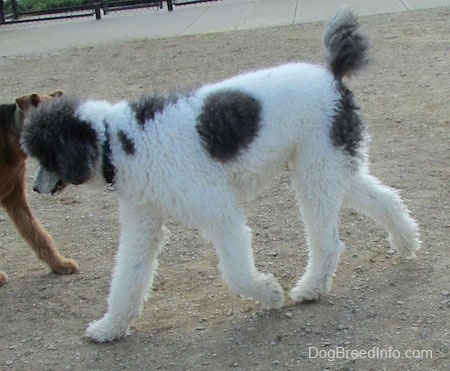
[323,7,369,81]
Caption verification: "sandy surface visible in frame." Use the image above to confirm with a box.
[0,7,449,370]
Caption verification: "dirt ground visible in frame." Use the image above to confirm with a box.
[0,7,449,371]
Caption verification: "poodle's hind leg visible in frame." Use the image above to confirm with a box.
[344,172,420,258]
[289,153,347,303]
[203,211,284,309]
[86,203,167,342]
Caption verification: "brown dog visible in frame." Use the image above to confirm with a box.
[0,91,78,285]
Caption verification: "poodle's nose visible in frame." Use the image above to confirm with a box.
[33,186,40,193]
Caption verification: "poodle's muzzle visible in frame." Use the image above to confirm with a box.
[33,166,67,195]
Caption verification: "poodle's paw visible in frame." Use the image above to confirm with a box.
[252,273,284,309]
[289,276,332,303]
[85,315,130,343]
[388,233,421,259]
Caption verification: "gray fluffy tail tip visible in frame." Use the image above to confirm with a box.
[323,6,370,80]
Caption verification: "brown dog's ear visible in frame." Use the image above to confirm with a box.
[15,94,38,111]
[30,93,41,107]
[49,90,64,98]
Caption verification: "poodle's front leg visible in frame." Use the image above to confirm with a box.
[86,204,166,342]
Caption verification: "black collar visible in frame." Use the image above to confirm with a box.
[102,122,116,185]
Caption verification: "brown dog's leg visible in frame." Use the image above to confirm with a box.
[2,179,79,275]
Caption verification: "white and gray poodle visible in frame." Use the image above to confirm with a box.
[21,8,420,342]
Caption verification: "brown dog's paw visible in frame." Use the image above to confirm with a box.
[51,258,79,275]
[0,271,8,286]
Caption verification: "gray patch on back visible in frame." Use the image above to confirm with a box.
[196,89,262,162]
[330,81,365,157]
[130,93,184,127]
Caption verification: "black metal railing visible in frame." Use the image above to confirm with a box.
[0,0,223,23]
[102,0,162,15]
[0,0,163,23]
[166,0,219,11]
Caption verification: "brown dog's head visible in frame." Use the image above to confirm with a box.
[0,91,64,164]
[14,90,64,130]
[16,90,64,110]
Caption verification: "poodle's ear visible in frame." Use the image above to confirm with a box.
[21,96,100,185]
[54,120,100,185]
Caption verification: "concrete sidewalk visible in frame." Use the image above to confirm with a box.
[0,0,449,57]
